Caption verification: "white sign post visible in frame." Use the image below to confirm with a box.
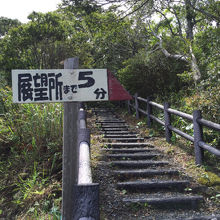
[62,58,79,220]
[11,63,132,219]
[12,69,108,103]
[11,64,108,219]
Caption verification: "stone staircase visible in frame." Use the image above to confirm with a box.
[93,108,220,219]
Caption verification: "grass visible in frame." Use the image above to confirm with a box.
[0,87,63,218]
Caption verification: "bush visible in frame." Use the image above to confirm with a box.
[118,49,187,97]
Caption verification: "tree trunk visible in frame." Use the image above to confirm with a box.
[189,44,201,82]
[185,0,194,40]
[185,0,201,82]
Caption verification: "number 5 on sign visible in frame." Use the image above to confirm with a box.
[12,69,108,103]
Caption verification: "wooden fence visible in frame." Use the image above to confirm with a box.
[126,93,220,165]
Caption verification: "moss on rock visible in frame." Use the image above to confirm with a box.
[198,171,220,186]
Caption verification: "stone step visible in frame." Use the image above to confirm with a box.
[104,134,138,138]
[94,112,113,114]
[183,215,220,220]
[104,143,154,148]
[96,113,115,115]
[117,180,189,192]
[100,124,127,127]
[123,195,203,209]
[102,148,157,153]
[96,121,126,124]
[106,153,161,160]
[96,117,118,120]
[101,131,136,135]
[113,169,179,178]
[96,118,118,121]
[94,108,210,214]
[101,128,129,131]
[110,160,169,168]
[93,108,113,111]
[101,125,128,128]
[95,108,114,110]
[103,137,144,142]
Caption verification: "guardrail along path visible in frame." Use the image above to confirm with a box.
[93,107,219,219]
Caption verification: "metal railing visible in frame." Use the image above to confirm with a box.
[78,108,92,185]
[73,105,99,220]
[126,93,220,165]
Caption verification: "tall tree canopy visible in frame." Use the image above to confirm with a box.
[0,17,21,37]
[113,0,219,83]
[0,0,219,95]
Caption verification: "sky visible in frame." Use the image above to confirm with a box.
[0,0,62,23]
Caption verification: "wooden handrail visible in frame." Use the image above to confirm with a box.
[126,94,220,165]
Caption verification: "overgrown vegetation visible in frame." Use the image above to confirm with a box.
[0,87,63,218]
[0,0,219,217]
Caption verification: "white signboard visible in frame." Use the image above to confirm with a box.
[12,69,108,103]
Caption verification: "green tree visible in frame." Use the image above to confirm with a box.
[61,0,101,16]
[61,3,141,72]
[111,0,219,83]
[0,17,21,37]
[82,11,140,71]
[0,11,94,83]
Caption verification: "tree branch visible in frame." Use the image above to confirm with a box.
[120,0,151,19]
[169,6,184,37]
[148,23,188,62]
[153,8,177,36]
[188,1,220,23]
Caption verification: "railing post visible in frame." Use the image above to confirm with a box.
[127,100,131,114]
[164,102,172,143]
[122,100,126,108]
[79,102,85,109]
[134,93,139,119]
[79,109,87,129]
[147,97,152,127]
[73,183,99,220]
[119,101,123,108]
[193,110,204,165]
